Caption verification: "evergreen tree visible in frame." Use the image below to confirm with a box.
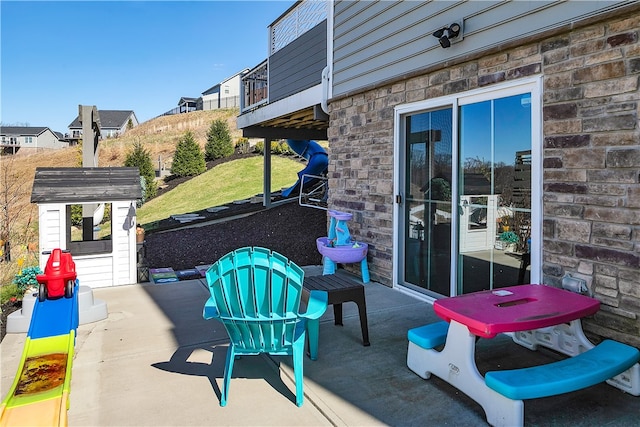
[124,140,157,202]
[171,130,206,177]
[205,119,234,161]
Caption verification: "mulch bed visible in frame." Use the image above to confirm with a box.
[143,201,328,273]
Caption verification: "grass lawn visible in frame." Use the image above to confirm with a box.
[137,156,303,225]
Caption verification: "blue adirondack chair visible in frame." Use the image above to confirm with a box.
[203,247,328,407]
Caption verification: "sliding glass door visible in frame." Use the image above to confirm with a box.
[402,108,453,296]
[397,79,540,297]
[457,93,532,294]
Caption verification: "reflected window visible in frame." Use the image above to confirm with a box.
[467,197,488,230]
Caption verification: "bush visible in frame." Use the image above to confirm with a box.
[171,130,206,177]
[124,140,158,202]
[272,140,294,155]
[12,266,43,293]
[254,140,264,154]
[251,140,294,155]
[70,204,83,227]
[499,231,519,244]
[235,137,250,154]
[205,119,234,161]
[1,283,24,303]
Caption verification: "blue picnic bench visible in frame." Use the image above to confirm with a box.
[485,339,640,400]
[408,321,640,426]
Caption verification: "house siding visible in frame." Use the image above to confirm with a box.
[35,129,63,149]
[328,12,640,345]
[332,0,632,98]
[0,127,63,151]
[68,111,138,139]
[202,73,245,110]
[269,20,327,103]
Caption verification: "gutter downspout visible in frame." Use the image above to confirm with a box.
[322,1,334,114]
[321,66,330,114]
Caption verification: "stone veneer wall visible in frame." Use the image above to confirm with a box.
[327,12,639,344]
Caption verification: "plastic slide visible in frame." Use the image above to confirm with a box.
[281,139,329,197]
[0,283,79,427]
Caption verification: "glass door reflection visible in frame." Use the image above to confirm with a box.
[403,108,453,296]
[458,93,532,294]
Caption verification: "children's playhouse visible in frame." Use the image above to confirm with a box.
[30,167,142,288]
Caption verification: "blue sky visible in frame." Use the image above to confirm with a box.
[1,1,290,134]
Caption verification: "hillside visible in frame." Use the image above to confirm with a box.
[0,108,256,283]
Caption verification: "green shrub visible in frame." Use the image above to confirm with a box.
[252,140,294,155]
[499,231,519,244]
[235,137,250,154]
[70,204,83,227]
[1,283,24,303]
[171,130,206,177]
[278,140,294,155]
[124,140,158,202]
[254,141,264,154]
[205,119,234,161]
[271,141,284,154]
[12,266,43,293]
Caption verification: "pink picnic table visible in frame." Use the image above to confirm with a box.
[433,284,600,338]
[408,284,600,427]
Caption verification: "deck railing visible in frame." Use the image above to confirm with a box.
[0,139,19,147]
[241,0,327,112]
[241,60,268,112]
[269,0,327,55]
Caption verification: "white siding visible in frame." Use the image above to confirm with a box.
[37,200,138,288]
[202,74,244,110]
[38,205,65,257]
[75,256,114,288]
[112,202,136,286]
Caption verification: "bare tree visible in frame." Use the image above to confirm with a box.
[0,156,32,262]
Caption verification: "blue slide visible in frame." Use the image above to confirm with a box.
[0,283,79,426]
[281,139,329,197]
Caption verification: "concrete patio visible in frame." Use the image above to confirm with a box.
[2,268,638,426]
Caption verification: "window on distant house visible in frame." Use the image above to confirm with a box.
[24,137,33,144]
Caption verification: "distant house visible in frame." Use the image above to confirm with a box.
[0,126,65,154]
[201,69,248,110]
[178,97,199,114]
[68,110,138,140]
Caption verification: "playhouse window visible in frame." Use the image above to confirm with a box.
[66,203,113,255]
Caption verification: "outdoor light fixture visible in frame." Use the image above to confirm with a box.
[433,22,462,48]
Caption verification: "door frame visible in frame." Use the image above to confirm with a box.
[393,76,543,299]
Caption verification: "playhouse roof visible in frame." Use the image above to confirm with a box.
[31,167,142,203]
